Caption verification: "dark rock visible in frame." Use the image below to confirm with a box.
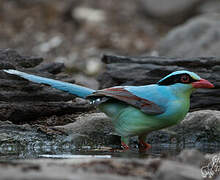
[139,0,202,25]
[158,14,220,57]
[0,49,43,69]
[99,54,220,110]
[35,62,65,74]
[154,160,201,180]
[0,102,91,124]
[0,49,91,122]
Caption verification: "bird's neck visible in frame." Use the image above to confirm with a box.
[170,84,194,99]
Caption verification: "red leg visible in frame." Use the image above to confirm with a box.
[110,138,129,152]
[121,141,130,151]
[138,135,151,152]
[138,140,151,151]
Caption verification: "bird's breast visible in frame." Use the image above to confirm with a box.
[159,97,190,126]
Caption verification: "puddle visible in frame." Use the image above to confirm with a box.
[39,154,112,159]
[0,142,219,162]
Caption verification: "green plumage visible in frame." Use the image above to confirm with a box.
[98,84,192,147]
[3,69,214,151]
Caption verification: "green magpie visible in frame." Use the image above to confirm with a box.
[3,69,214,151]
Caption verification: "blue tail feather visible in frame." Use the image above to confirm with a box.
[3,69,95,98]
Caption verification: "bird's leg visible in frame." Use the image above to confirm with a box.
[121,137,130,151]
[138,135,151,152]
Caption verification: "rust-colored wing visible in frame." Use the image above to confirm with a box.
[87,87,164,115]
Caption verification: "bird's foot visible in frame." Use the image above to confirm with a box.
[138,140,151,152]
[121,141,130,151]
[109,142,130,152]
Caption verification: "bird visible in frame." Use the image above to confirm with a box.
[3,69,214,151]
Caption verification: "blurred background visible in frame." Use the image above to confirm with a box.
[0,0,220,77]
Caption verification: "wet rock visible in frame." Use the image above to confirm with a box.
[0,110,216,164]
[2,110,217,154]
[139,0,202,25]
[55,113,120,146]
[154,160,201,180]
[0,113,119,158]
[99,54,220,110]
[158,14,220,57]
[0,119,96,159]
[54,110,220,151]
[147,110,220,151]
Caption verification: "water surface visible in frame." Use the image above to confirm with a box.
[1,142,219,161]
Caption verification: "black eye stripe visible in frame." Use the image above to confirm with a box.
[158,73,197,86]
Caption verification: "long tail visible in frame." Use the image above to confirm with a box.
[3,69,96,99]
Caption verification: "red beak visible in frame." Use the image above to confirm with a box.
[192,79,214,88]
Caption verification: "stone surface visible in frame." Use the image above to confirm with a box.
[198,0,220,14]
[99,54,220,111]
[0,113,120,158]
[55,113,120,146]
[177,149,205,167]
[139,0,202,24]
[1,110,220,158]
[0,158,158,180]
[0,151,209,180]
[154,160,201,180]
[0,49,92,122]
[158,14,220,57]
[147,110,220,152]
[0,49,43,69]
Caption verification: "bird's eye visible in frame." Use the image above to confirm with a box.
[181,75,190,83]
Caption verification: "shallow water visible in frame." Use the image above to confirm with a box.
[0,142,219,161]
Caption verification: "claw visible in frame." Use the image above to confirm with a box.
[109,142,130,152]
[121,141,130,151]
[138,140,151,152]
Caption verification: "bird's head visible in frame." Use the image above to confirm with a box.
[157,70,214,95]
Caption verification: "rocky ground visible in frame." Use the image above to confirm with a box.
[1,149,220,180]
[0,149,212,180]
[1,0,220,179]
